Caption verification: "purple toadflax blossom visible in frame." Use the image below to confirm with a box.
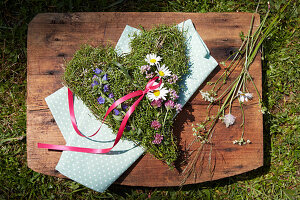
[103,84,110,92]
[93,68,102,74]
[102,74,108,81]
[92,75,98,79]
[97,96,105,104]
[113,109,120,115]
[122,104,128,110]
[108,93,114,98]
[91,80,99,87]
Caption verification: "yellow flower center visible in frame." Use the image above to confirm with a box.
[159,71,165,76]
[150,58,156,63]
[153,90,160,97]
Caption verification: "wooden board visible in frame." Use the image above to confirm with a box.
[27,12,263,187]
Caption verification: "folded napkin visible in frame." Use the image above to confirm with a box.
[45,19,218,192]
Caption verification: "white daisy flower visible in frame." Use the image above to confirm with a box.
[147,83,168,101]
[238,91,253,102]
[156,64,172,77]
[145,53,162,66]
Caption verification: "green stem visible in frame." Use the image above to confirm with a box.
[162,109,169,135]
[239,100,245,139]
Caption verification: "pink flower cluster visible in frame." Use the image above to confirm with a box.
[164,100,175,110]
[152,133,163,144]
[167,74,178,84]
[151,99,162,108]
[151,120,161,130]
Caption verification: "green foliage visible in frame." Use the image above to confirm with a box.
[63,25,189,165]
[1,0,299,199]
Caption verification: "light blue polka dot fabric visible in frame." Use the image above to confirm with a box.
[45,19,217,192]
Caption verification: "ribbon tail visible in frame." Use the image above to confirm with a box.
[37,143,112,154]
[37,94,145,154]
[68,88,89,137]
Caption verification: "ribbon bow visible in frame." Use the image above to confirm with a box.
[38,76,162,154]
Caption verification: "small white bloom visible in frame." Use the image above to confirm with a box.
[221,113,236,128]
[145,53,162,66]
[147,82,168,101]
[246,139,251,144]
[156,64,172,77]
[238,91,253,102]
[200,90,215,102]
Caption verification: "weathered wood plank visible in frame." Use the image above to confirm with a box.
[27,12,263,187]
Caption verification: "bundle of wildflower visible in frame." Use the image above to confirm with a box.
[63,25,189,166]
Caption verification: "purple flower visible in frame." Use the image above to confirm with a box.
[92,75,98,79]
[108,93,114,98]
[168,74,178,84]
[175,103,182,112]
[126,125,131,131]
[145,72,154,79]
[151,99,162,108]
[151,120,161,130]
[97,96,105,104]
[122,104,128,110]
[152,133,163,144]
[113,109,120,115]
[94,68,102,74]
[91,80,99,87]
[140,65,150,73]
[169,89,179,100]
[102,74,108,81]
[164,100,175,110]
[103,84,110,92]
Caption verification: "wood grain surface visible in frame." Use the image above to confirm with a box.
[27,12,263,187]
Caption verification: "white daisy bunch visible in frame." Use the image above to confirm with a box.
[145,53,176,101]
[143,53,183,114]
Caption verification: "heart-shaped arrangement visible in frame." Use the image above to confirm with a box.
[63,25,189,166]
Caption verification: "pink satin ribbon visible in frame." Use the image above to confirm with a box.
[38,76,161,154]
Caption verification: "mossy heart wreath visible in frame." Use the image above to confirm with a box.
[63,25,189,166]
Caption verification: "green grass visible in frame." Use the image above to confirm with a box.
[0,0,299,199]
